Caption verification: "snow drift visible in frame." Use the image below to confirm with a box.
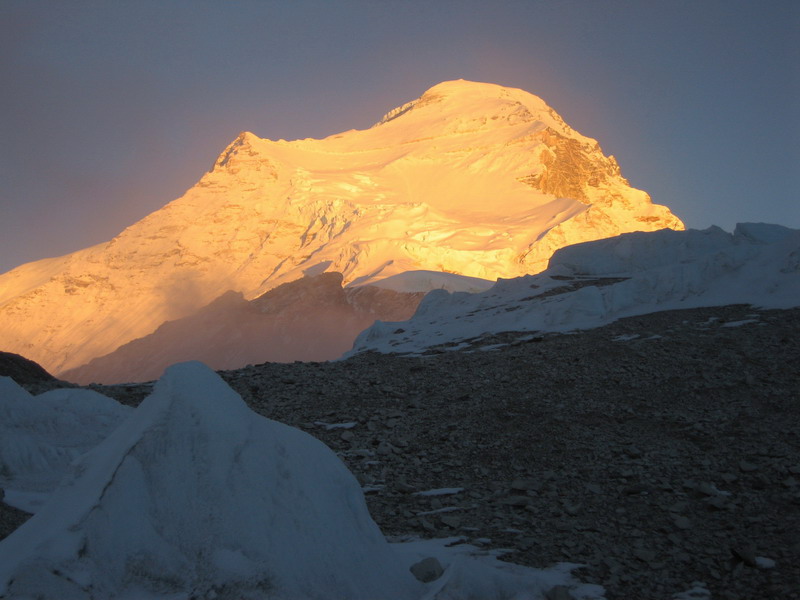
[350,223,800,356]
[0,362,598,599]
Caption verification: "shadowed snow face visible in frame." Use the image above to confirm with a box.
[61,272,425,384]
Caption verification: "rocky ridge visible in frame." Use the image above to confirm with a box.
[0,351,58,387]
[6,303,797,599]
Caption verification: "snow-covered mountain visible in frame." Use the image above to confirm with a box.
[0,80,682,375]
[350,223,800,356]
[61,272,423,384]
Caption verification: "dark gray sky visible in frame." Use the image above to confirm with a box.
[2,0,798,274]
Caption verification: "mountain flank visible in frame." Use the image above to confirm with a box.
[0,80,682,376]
[61,272,423,384]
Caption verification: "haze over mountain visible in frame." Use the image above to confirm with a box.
[62,273,423,385]
[0,80,682,376]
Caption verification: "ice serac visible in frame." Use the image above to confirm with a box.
[0,362,422,599]
[0,363,601,599]
[0,377,130,512]
[0,79,683,375]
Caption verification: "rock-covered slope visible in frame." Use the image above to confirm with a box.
[224,305,800,600]
[0,80,682,376]
[1,363,600,600]
[62,272,423,385]
[12,304,795,599]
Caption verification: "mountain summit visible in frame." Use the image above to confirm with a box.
[0,80,682,375]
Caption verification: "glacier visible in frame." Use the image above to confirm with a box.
[350,223,800,356]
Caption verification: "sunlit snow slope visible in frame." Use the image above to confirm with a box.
[0,80,682,375]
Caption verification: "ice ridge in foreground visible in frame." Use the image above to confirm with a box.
[0,362,601,599]
[0,377,130,512]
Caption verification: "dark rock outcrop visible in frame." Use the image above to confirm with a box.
[0,351,57,385]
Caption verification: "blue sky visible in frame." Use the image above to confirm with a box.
[1,0,798,274]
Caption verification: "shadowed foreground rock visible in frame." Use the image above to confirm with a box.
[0,352,56,386]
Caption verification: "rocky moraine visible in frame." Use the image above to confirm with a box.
[3,304,799,600]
